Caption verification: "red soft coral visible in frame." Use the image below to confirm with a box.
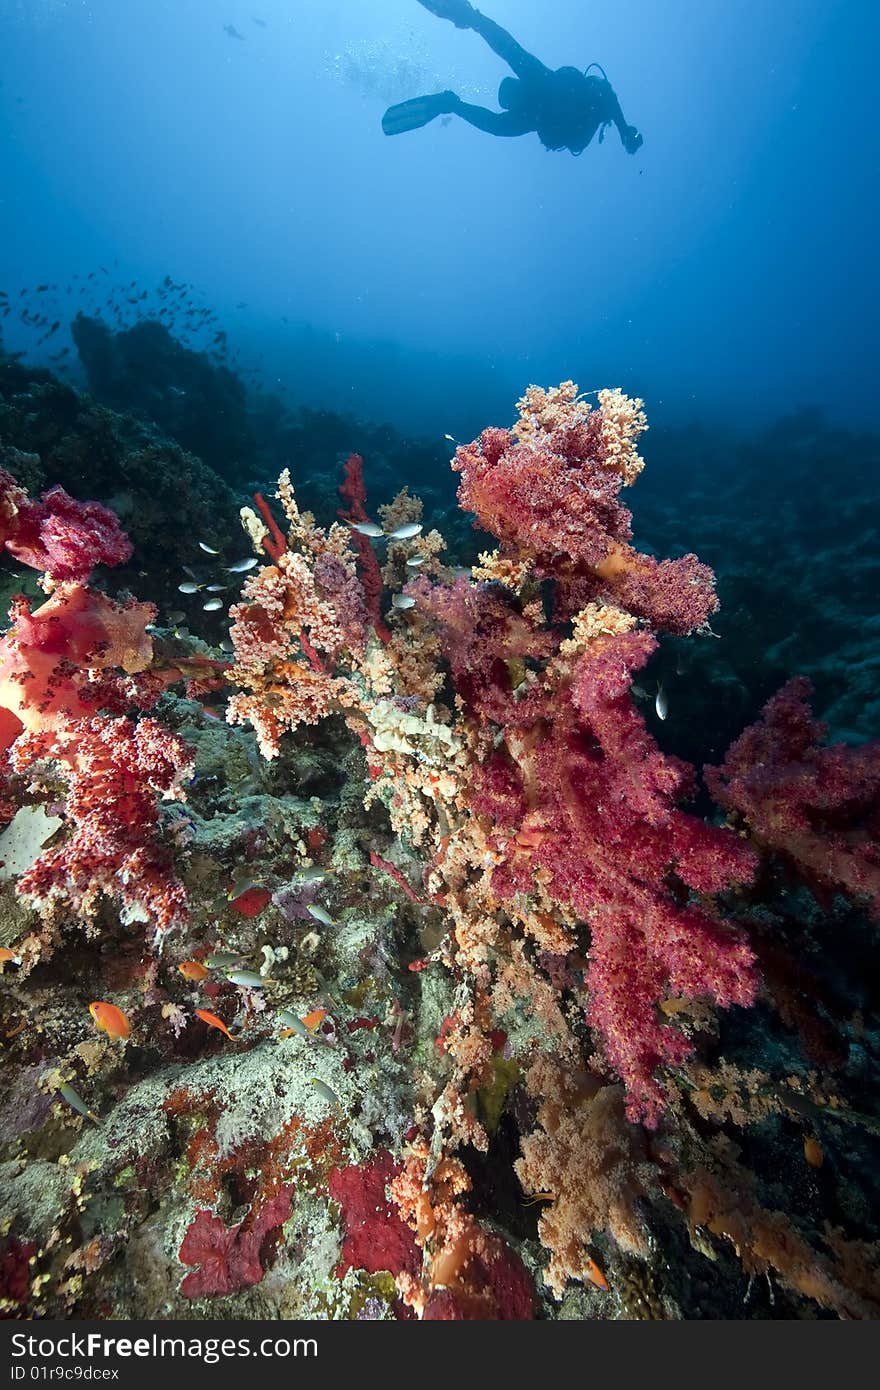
[0,585,157,754]
[328,1152,420,1279]
[422,1233,535,1320]
[0,588,194,934]
[338,453,390,642]
[178,1189,293,1299]
[408,392,753,1121]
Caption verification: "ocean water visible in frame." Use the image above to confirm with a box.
[0,0,878,1326]
[3,0,876,430]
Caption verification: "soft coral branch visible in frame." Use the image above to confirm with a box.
[706,677,880,917]
[0,469,132,585]
[0,468,194,940]
[11,713,192,936]
[338,453,390,642]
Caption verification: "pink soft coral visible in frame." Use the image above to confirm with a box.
[430,605,758,1125]
[11,713,192,935]
[415,386,757,1122]
[0,587,157,752]
[0,469,193,938]
[0,471,132,584]
[453,392,717,636]
[706,677,880,917]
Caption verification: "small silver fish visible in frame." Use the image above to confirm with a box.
[310,1078,340,1106]
[219,638,234,652]
[444,433,457,442]
[294,866,328,884]
[655,683,668,721]
[391,594,416,610]
[203,598,223,611]
[199,542,220,554]
[178,581,203,594]
[227,969,269,989]
[406,554,427,567]
[387,522,422,541]
[204,950,245,969]
[57,1083,99,1124]
[166,609,186,624]
[225,884,255,906]
[228,877,261,899]
[307,904,336,927]
[226,557,259,573]
[347,520,384,538]
[206,584,227,593]
[278,1009,318,1039]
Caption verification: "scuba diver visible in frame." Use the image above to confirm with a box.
[382,0,643,157]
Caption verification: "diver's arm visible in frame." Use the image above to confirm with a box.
[450,98,533,136]
[604,86,643,153]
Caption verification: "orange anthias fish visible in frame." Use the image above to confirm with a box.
[195,1008,237,1041]
[583,1255,609,1292]
[804,1135,824,1169]
[0,947,19,973]
[89,1001,131,1041]
[301,1009,327,1031]
[178,960,210,982]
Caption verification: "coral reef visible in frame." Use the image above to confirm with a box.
[0,351,242,609]
[0,356,877,1324]
[215,382,879,1317]
[71,316,255,484]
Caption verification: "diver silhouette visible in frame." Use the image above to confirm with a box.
[382,0,643,156]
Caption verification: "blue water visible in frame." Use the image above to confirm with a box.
[2,0,877,435]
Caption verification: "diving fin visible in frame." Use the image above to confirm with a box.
[416,0,475,28]
[382,92,455,136]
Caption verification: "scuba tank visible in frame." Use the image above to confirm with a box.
[584,62,613,143]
